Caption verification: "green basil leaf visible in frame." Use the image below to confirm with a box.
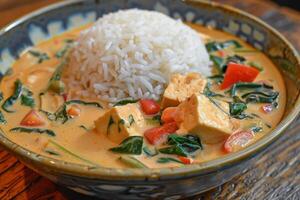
[113,99,138,107]
[65,100,102,108]
[10,127,56,137]
[110,136,143,155]
[157,157,183,164]
[28,50,50,63]
[2,79,23,113]
[205,40,242,52]
[0,111,6,124]
[143,146,158,157]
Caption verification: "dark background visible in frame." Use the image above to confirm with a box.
[273,0,300,10]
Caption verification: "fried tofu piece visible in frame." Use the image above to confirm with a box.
[177,94,236,144]
[161,72,207,108]
[95,103,145,143]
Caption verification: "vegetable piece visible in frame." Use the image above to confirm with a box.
[158,134,203,157]
[45,60,66,94]
[0,111,6,124]
[229,97,248,119]
[119,156,148,169]
[220,63,260,90]
[21,88,35,108]
[44,149,60,156]
[140,99,160,115]
[144,122,178,145]
[161,107,179,123]
[223,131,254,153]
[205,40,242,52]
[210,55,225,73]
[248,61,264,71]
[109,136,143,155]
[157,157,183,164]
[113,99,138,107]
[178,156,193,165]
[79,125,90,131]
[10,127,55,137]
[28,50,50,63]
[20,110,45,126]
[2,79,22,113]
[67,105,81,118]
[143,146,158,157]
[65,100,102,108]
[49,139,99,166]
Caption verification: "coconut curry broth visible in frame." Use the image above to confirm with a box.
[0,24,285,168]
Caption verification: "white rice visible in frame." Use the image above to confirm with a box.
[63,9,211,103]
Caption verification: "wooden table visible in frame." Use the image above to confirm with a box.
[0,0,299,199]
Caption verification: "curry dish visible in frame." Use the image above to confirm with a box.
[0,24,286,168]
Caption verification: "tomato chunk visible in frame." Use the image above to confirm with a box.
[223,131,254,153]
[144,122,178,145]
[67,105,81,118]
[161,107,178,123]
[220,63,260,89]
[20,110,45,126]
[140,99,160,115]
[178,156,193,165]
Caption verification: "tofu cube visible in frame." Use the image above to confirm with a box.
[177,94,236,144]
[161,72,207,108]
[95,103,145,143]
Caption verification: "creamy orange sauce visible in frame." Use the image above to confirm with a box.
[0,24,286,168]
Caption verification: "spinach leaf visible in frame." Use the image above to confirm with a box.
[250,126,262,133]
[210,55,225,73]
[44,148,60,156]
[10,127,56,137]
[28,50,50,63]
[119,156,148,168]
[206,40,242,52]
[157,157,183,164]
[228,82,273,97]
[110,136,143,155]
[45,60,67,93]
[20,88,35,108]
[0,92,3,102]
[2,79,23,113]
[143,146,158,157]
[55,44,72,59]
[65,100,102,108]
[49,139,100,166]
[158,134,203,157]
[0,111,6,124]
[117,119,125,132]
[229,102,247,119]
[128,114,135,126]
[248,61,264,71]
[113,99,138,107]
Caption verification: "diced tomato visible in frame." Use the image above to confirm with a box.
[67,105,81,118]
[261,104,273,113]
[161,107,178,123]
[178,156,193,165]
[223,131,254,153]
[220,63,260,90]
[144,122,178,145]
[140,99,160,115]
[20,110,45,126]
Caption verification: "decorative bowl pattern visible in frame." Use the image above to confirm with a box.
[0,0,299,199]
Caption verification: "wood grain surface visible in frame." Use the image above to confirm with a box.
[0,0,299,200]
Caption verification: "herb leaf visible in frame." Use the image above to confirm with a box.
[143,146,158,157]
[157,157,183,164]
[113,99,138,107]
[119,156,148,168]
[28,50,50,63]
[159,134,203,157]
[128,114,135,126]
[10,127,56,137]
[21,88,35,108]
[2,79,23,113]
[0,111,6,124]
[110,136,143,155]
[65,100,102,108]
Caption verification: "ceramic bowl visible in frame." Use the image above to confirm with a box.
[0,0,299,199]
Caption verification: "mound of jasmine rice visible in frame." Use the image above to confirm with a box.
[63,9,210,103]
